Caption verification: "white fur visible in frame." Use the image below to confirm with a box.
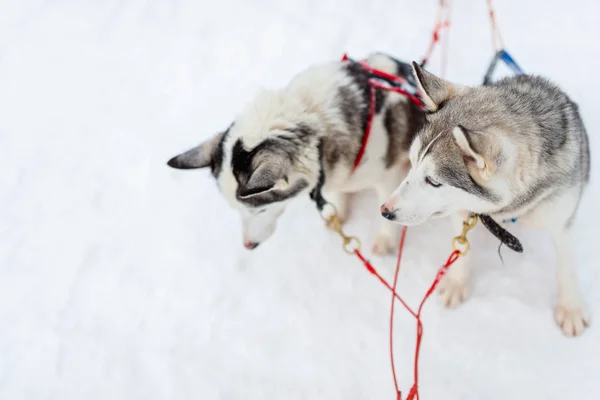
[217,58,411,253]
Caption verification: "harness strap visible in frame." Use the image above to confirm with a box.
[352,85,376,172]
[483,49,525,85]
[342,55,423,172]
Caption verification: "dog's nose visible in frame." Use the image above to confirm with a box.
[380,205,397,221]
[244,241,260,250]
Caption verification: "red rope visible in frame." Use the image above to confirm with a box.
[354,247,416,318]
[439,1,452,78]
[486,0,505,51]
[368,80,423,109]
[420,0,452,75]
[389,226,409,399]
[354,236,461,399]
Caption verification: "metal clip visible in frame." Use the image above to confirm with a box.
[451,214,478,256]
[325,214,361,255]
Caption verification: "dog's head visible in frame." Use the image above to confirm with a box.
[168,90,320,249]
[381,63,518,225]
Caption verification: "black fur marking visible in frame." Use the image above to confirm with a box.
[210,128,228,177]
[334,86,363,167]
[231,134,313,207]
[323,138,341,167]
[238,178,310,207]
[309,139,327,211]
[390,57,416,86]
[438,164,499,202]
[383,102,424,168]
[231,138,258,185]
[338,86,360,133]
[383,106,401,168]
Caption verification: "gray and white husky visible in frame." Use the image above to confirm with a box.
[168,53,424,254]
[381,62,591,336]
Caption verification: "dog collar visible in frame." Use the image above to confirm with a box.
[477,214,523,253]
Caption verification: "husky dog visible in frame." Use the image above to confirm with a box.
[381,63,591,336]
[168,53,424,254]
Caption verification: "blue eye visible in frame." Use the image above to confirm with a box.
[425,176,442,188]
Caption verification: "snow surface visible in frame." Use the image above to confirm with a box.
[0,0,599,399]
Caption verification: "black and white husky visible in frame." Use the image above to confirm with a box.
[168,53,424,254]
[382,63,591,336]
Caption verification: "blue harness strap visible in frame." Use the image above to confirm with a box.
[483,49,524,85]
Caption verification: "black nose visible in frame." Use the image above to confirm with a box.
[245,242,260,250]
[381,208,396,221]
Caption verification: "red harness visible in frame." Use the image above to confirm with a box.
[341,54,424,172]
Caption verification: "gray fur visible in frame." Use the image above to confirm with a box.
[415,70,589,221]
[383,64,592,335]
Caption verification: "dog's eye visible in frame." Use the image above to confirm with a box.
[425,176,442,188]
[256,209,266,214]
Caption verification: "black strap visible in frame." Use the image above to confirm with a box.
[345,56,418,94]
[477,214,523,253]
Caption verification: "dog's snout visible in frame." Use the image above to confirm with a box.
[380,204,397,221]
[244,241,260,250]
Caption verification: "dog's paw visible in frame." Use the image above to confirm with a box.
[371,232,396,256]
[554,304,590,337]
[437,275,469,309]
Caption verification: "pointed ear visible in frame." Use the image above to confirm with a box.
[167,132,225,170]
[412,61,460,112]
[237,159,291,199]
[452,126,494,180]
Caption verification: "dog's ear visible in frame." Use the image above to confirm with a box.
[167,131,225,170]
[237,158,291,198]
[452,126,495,180]
[412,61,460,112]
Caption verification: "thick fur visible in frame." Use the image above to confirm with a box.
[168,53,424,253]
[382,63,591,336]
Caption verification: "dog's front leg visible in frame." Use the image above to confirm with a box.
[437,212,472,308]
[322,190,350,229]
[551,226,590,336]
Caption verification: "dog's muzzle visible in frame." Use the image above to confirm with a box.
[380,205,397,221]
[244,241,260,250]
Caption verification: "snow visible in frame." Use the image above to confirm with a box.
[0,0,599,398]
